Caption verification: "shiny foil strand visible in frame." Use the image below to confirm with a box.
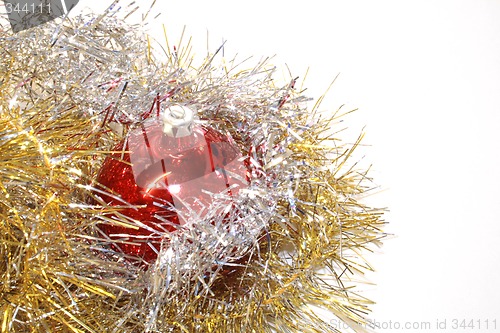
[0,5,385,333]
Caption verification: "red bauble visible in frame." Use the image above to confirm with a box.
[96,112,248,263]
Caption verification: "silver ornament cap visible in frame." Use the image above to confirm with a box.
[162,105,195,138]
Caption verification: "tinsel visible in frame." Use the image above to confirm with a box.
[0,3,385,333]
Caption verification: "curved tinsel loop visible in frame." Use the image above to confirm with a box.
[0,8,385,333]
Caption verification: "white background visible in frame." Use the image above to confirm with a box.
[13,0,500,331]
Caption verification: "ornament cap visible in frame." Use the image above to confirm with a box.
[162,105,195,137]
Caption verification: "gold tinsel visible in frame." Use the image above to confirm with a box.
[0,5,385,333]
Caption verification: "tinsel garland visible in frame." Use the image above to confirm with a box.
[0,4,385,333]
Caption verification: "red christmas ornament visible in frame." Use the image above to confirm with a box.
[96,106,248,263]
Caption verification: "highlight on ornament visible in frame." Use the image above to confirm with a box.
[0,2,386,332]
